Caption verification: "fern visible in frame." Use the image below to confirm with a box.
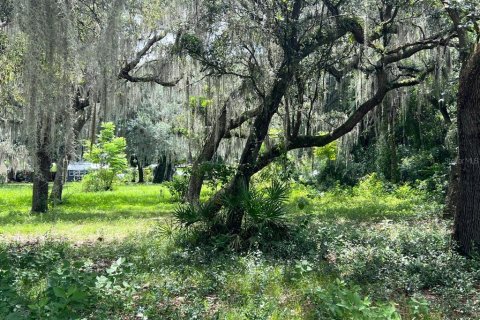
[173,202,216,228]
[223,180,289,229]
[265,180,289,203]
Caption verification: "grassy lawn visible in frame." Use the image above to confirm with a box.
[0,183,175,241]
[0,175,433,241]
[1,178,478,319]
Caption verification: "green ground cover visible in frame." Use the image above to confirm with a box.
[0,177,478,319]
[0,183,174,241]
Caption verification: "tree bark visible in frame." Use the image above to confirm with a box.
[221,66,294,232]
[186,100,228,204]
[50,108,89,204]
[185,91,260,204]
[444,161,459,219]
[153,154,173,183]
[32,148,51,213]
[388,101,399,183]
[153,156,166,183]
[225,175,249,233]
[50,157,66,205]
[454,47,480,255]
[138,162,144,183]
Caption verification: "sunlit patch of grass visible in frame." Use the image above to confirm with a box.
[1,175,442,242]
[0,183,32,213]
[0,183,174,240]
[288,174,440,220]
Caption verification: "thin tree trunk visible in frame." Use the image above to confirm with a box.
[444,161,459,219]
[138,162,144,183]
[428,95,452,125]
[50,110,88,204]
[454,47,480,255]
[153,157,165,183]
[186,101,228,204]
[185,88,258,204]
[186,77,192,163]
[388,104,399,183]
[50,157,66,205]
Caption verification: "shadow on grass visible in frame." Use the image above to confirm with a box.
[0,183,176,225]
[0,208,173,224]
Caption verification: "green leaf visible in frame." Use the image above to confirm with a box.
[53,286,66,299]
[5,312,25,320]
[70,290,87,302]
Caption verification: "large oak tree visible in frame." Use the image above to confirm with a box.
[180,0,455,232]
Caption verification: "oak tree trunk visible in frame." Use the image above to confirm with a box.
[186,102,228,203]
[153,155,173,183]
[223,70,293,232]
[454,47,480,255]
[32,148,51,213]
[225,175,249,233]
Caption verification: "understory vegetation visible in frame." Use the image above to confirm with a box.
[1,176,478,319]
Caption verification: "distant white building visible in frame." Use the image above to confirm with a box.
[66,161,99,181]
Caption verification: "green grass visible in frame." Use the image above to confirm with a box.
[0,175,437,241]
[289,174,438,220]
[2,177,479,319]
[0,183,175,241]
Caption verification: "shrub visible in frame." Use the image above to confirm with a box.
[241,180,290,234]
[296,197,310,210]
[83,122,128,191]
[173,180,291,249]
[143,166,153,183]
[200,161,235,190]
[308,279,401,320]
[0,241,136,319]
[173,202,216,228]
[311,218,480,315]
[165,175,189,201]
[82,170,116,192]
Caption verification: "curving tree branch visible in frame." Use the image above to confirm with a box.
[118,34,181,86]
[253,65,435,173]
